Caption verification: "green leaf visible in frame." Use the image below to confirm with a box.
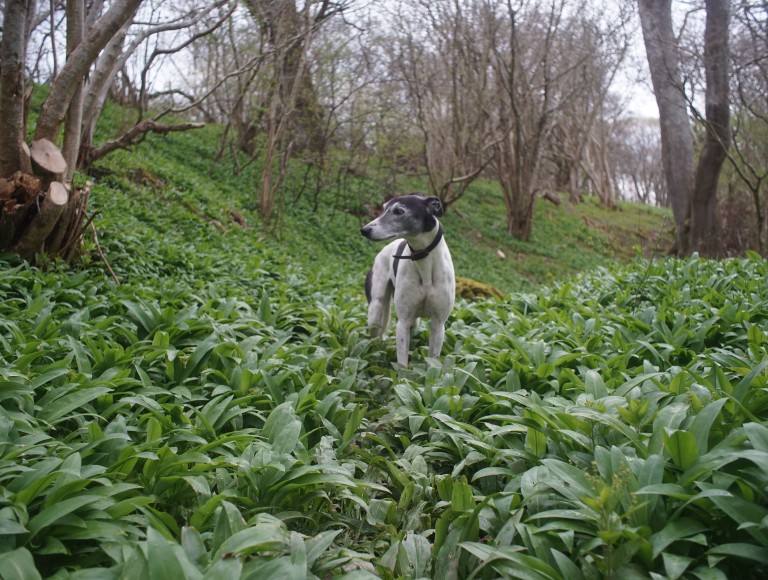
[451,477,476,512]
[212,515,290,560]
[650,518,709,559]
[663,430,699,469]
[146,526,203,580]
[27,495,105,538]
[37,386,111,424]
[707,542,768,565]
[525,426,547,458]
[203,557,243,580]
[662,552,693,580]
[584,369,608,399]
[687,398,727,455]
[0,548,42,580]
[401,532,432,578]
[366,499,395,526]
[305,529,342,566]
[262,402,301,455]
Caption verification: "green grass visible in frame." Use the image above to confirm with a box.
[84,114,674,295]
[1,110,765,579]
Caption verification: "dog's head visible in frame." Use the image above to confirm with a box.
[361,193,443,241]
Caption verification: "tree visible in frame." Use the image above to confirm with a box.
[240,0,350,227]
[687,0,730,256]
[78,1,235,170]
[1,0,143,263]
[726,0,768,254]
[638,0,730,256]
[389,0,496,208]
[547,4,631,207]
[612,118,667,206]
[637,0,696,254]
[0,0,236,263]
[491,0,611,240]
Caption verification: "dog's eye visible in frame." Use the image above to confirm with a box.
[393,206,405,215]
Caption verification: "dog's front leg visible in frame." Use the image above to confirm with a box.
[396,318,412,366]
[368,298,391,338]
[428,318,446,359]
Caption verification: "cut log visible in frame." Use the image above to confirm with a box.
[11,181,69,261]
[29,139,68,176]
[0,172,43,250]
[0,205,23,248]
[21,142,32,173]
[48,181,69,205]
[48,182,88,257]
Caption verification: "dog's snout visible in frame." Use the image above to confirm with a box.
[361,224,372,238]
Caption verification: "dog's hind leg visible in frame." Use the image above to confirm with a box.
[428,318,446,359]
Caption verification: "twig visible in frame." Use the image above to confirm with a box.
[90,222,120,285]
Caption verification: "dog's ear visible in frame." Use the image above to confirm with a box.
[425,196,444,217]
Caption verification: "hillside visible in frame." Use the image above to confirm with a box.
[2,118,766,578]
[86,116,674,295]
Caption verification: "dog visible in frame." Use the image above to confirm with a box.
[361,193,455,366]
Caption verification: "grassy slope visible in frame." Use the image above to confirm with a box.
[87,111,673,295]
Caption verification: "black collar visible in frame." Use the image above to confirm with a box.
[393,223,443,262]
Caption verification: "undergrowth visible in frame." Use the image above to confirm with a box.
[1,191,766,578]
[0,113,763,579]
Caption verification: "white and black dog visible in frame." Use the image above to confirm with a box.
[361,193,455,366]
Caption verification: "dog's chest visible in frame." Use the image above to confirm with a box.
[394,254,454,317]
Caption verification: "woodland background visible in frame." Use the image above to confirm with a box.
[2,2,768,578]
[0,0,766,262]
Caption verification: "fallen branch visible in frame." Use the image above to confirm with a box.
[83,120,205,167]
[540,190,562,206]
[181,199,225,232]
[58,182,93,262]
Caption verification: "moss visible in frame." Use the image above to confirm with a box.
[456,276,504,300]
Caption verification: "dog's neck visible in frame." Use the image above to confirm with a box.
[402,222,443,258]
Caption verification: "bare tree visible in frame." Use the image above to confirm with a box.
[687,0,730,256]
[78,1,236,170]
[0,0,235,263]
[490,0,604,240]
[721,0,768,254]
[612,118,667,206]
[547,4,631,207]
[239,0,352,227]
[0,0,35,177]
[389,0,496,208]
[638,0,730,257]
[637,0,696,254]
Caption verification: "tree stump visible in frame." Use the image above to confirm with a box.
[29,139,68,177]
[11,182,69,261]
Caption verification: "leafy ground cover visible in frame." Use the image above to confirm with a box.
[1,111,763,578]
[1,175,767,577]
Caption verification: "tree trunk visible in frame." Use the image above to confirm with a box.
[80,22,131,162]
[34,0,143,143]
[689,0,730,257]
[637,0,695,254]
[61,0,86,186]
[242,0,325,155]
[10,182,69,261]
[0,0,31,178]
